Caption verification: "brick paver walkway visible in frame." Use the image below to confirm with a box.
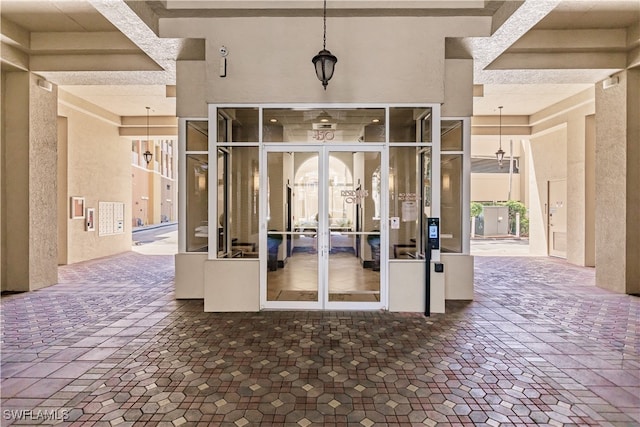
[1,252,638,426]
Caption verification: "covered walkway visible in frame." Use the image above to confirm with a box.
[1,252,638,426]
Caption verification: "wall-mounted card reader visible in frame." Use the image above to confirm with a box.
[427,217,440,250]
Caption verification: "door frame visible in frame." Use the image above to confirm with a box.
[260,144,387,310]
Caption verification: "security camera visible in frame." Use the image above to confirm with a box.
[219,46,228,57]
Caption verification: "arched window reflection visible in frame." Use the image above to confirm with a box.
[372,166,381,220]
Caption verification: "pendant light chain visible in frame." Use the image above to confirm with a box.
[323,0,327,50]
[495,105,505,168]
[499,106,502,150]
[146,106,150,144]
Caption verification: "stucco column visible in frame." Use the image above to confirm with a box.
[2,71,58,291]
[595,69,640,295]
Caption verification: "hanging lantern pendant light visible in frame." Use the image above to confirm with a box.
[495,106,505,168]
[312,0,337,90]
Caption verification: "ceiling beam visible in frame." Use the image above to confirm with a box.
[119,127,178,137]
[30,32,141,52]
[511,29,627,51]
[460,0,562,84]
[30,53,163,72]
[0,17,30,50]
[89,0,184,84]
[0,42,29,70]
[121,116,178,126]
[489,52,627,70]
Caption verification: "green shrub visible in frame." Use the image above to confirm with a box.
[499,200,528,236]
[470,202,483,218]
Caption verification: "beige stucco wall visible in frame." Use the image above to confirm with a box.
[443,59,474,117]
[2,71,58,291]
[204,259,260,311]
[161,175,176,222]
[175,253,206,299]
[627,70,640,295]
[595,70,640,294]
[388,261,445,313]
[524,91,596,263]
[0,73,4,290]
[530,89,595,265]
[442,254,474,300]
[5,72,33,290]
[57,116,68,264]
[59,93,132,264]
[164,16,489,106]
[176,61,207,117]
[526,125,567,256]
[27,73,58,289]
[471,173,521,203]
[132,165,150,226]
[472,136,523,159]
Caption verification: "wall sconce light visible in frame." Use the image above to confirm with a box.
[253,168,260,193]
[37,78,53,92]
[603,75,619,89]
[198,175,206,191]
[495,106,505,168]
[252,167,260,215]
[143,106,153,165]
[312,0,337,90]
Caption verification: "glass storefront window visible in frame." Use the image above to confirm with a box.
[186,121,208,151]
[389,107,432,143]
[441,120,463,151]
[388,147,432,259]
[186,154,208,252]
[217,108,259,143]
[441,154,462,253]
[262,108,385,143]
[217,146,260,258]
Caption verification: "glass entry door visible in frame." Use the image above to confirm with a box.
[262,146,384,310]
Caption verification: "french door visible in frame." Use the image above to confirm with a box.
[261,145,385,310]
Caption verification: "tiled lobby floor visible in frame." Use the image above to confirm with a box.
[1,252,639,426]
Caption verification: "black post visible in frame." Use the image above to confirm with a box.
[425,244,431,317]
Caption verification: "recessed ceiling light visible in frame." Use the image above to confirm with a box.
[372,118,380,123]
[320,118,329,123]
[270,118,278,123]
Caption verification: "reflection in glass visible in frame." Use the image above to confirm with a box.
[385,147,433,259]
[441,120,463,151]
[421,148,432,256]
[388,147,418,259]
[266,152,318,301]
[441,154,463,253]
[389,107,432,143]
[328,151,381,302]
[186,121,208,151]
[262,108,385,143]
[186,154,208,252]
[218,147,260,258]
[217,108,259,142]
